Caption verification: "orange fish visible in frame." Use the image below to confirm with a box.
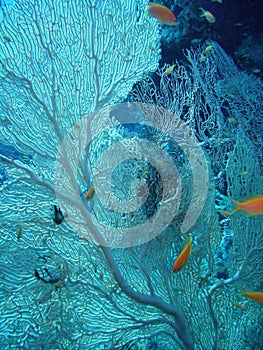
[240,291,263,304]
[147,3,176,26]
[199,8,216,23]
[221,195,263,217]
[84,186,95,200]
[204,45,214,54]
[173,236,193,272]
[165,63,176,75]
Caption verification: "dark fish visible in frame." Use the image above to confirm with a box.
[53,205,64,224]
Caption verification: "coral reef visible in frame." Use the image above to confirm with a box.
[0,1,262,349]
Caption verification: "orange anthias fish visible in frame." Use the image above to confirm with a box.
[165,63,176,75]
[199,8,216,23]
[240,291,263,304]
[147,3,177,26]
[84,186,95,200]
[173,236,193,272]
[204,45,214,54]
[221,195,263,217]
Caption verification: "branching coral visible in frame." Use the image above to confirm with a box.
[0,0,262,348]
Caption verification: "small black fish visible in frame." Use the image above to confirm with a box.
[53,205,64,225]
[3,34,11,42]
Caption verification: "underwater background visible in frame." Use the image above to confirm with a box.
[0,0,263,349]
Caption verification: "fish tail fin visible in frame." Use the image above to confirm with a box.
[227,208,240,216]
[145,1,152,16]
[229,198,242,215]
[181,231,189,240]
[218,209,231,217]
[218,198,241,216]
[218,198,241,217]
[199,7,205,16]
[231,198,241,207]
[181,233,193,245]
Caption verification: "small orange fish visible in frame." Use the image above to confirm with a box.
[84,186,95,200]
[199,8,216,23]
[147,3,176,26]
[221,195,263,217]
[165,63,176,75]
[204,45,214,54]
[240,291,263,304]
[173,236,193,272]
